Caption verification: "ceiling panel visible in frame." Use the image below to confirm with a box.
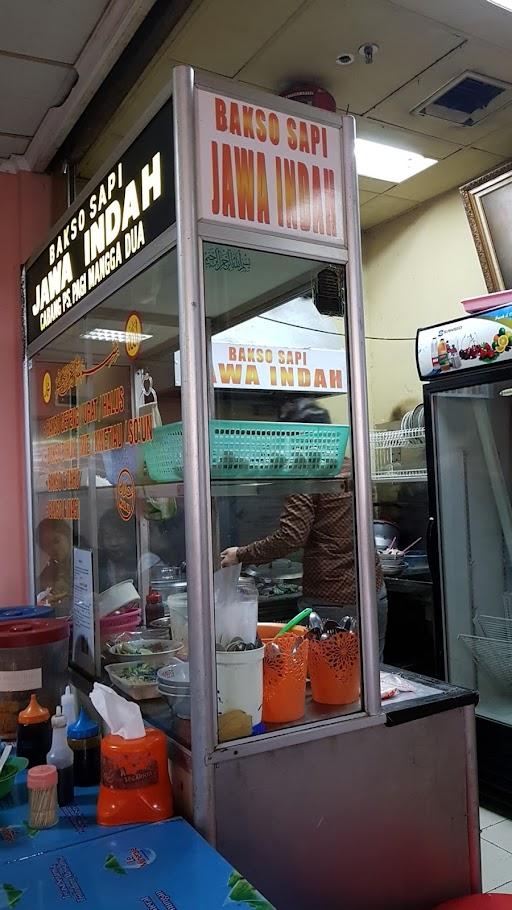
[358,175,396,194]
[0,57,76,136]
[385,147,505,202]
[390,0,512,53]
[369,39,512,146]
[359,190,378,205]
[0,0,109,64]
[360,194,417,229]
[238,0,462,114]
[473,123,512,157]
[0,134,29,157]
[356,116,461,160]
[167,0,304,77]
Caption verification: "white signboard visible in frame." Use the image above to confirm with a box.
[72,547,95,675]
[175,342,346,393]
[196,89,344,246]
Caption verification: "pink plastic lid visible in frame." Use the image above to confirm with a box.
[27,764,57,789]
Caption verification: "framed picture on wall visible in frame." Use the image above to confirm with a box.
[461,161,512,292]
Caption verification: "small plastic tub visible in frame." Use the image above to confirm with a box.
[0,756,28,798]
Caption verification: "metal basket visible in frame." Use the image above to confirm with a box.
[459,633,512,690]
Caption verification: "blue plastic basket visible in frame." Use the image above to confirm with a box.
[144,420,350,482]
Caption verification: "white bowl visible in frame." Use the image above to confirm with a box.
[98,580,140,619]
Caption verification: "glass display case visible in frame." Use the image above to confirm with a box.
[25,68,381,756]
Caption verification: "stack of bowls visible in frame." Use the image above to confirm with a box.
[379,553,406,577]
[157,659,190,718]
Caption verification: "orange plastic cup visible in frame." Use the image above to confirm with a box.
[309,631,360,706]
[97,728,173,826]
[262,632,309,724]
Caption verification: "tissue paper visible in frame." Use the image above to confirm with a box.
[89,683,146,740]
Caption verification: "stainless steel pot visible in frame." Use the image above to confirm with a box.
[373,520,400,551]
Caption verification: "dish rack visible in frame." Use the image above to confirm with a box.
[459,600,512,689]
[144,420,350,482]
[370,427,426,482]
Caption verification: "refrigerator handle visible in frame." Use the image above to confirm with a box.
[426,516,436,570]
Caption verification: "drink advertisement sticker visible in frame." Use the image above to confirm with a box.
[0,818,276,908]
[196,88,344,246]
[417,305,512,380]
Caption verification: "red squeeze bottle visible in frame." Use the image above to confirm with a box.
[97,728,173,826]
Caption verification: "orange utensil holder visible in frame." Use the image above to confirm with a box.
[262,632,309,724]
[97,728,173,826]
[309,631,360,705]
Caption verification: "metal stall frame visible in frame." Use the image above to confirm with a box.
[22,65,383,846]
[172,65,383,839]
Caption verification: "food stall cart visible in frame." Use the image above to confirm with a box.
[21,66,481,910]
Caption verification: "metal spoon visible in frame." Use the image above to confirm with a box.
[309,611,323,631]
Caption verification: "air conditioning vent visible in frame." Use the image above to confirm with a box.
[411,71,512,127]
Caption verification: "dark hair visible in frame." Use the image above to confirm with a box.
[279,397,331,424]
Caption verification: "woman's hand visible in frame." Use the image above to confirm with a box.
[221,547,240,568]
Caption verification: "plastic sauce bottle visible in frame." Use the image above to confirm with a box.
[61,685,77,728]
[17,695,52,769]
[67,709,101,787]
[47,707,74,806]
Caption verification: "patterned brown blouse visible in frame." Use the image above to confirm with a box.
[237,486,383,606]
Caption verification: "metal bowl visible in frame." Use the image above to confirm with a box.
[373,520,399,551]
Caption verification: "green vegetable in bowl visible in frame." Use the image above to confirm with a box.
[117,664,157,683]
[111,640,168,656]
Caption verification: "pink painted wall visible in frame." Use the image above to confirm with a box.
[0,172,64,605]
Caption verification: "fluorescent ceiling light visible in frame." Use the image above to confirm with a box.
[355,138,437,183]
[486,0,512,10]
[80,328,153,343]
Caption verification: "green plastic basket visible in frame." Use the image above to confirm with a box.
[144,420,350,482]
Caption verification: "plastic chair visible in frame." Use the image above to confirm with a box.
[434,897,512,908]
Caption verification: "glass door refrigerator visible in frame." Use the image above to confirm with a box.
[418,304,512,814]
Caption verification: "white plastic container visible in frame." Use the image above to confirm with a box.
[216,647,264,727]
[167,594,188,652]
[215,579,258,648]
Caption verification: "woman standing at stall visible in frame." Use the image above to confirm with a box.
[221,400,388,659]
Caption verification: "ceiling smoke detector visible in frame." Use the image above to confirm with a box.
[358,43,379,64]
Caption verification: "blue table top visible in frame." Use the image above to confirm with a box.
[0,774,139,864]
[0,777,275,908]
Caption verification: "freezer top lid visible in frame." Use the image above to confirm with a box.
[416,304,512,382]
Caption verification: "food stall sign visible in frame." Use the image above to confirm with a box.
[25,99,174,348]
[175,342,347,393]
[196,89,345,247]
